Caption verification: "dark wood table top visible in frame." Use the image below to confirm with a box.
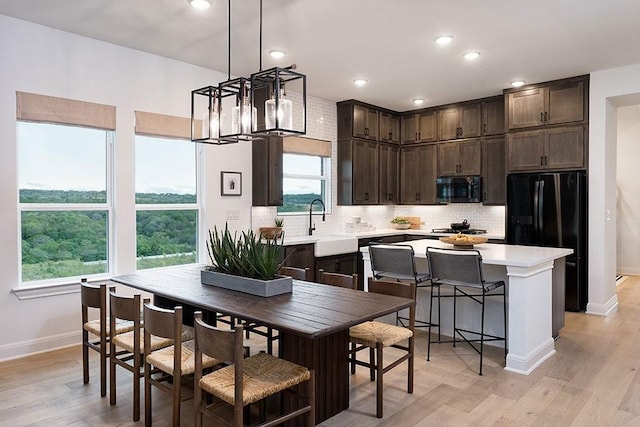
[111,266,414,340]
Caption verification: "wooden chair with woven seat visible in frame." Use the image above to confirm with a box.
[278,266,312,281]
[81,280,135,397]
[143,303,222,427]
[349,277,415,418]
[193,311,315,427]
[108,291,149,421]
[316,269,358,290]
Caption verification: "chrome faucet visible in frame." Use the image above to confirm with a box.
[308,198,326,235]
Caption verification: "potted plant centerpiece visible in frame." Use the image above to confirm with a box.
[202,224,292,297]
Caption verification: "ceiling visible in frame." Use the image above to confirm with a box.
[2,0,640,112]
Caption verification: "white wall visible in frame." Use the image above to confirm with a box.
[588,64,640,316]
[616,105,640,275]
[0,15,252,360]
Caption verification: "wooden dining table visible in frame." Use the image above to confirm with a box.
[111,265,414,424]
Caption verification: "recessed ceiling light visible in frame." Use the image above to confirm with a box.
[269,50,286,59]
[412,98,426,105]
[511,80,526,88]
[435,35,453,45]
[463,51,481,61]
[189,0,211,10]
[353,79,368,87]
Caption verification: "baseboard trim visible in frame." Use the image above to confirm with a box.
[504,337,555,375]
[586,294,619,317]
[0,331,80,363]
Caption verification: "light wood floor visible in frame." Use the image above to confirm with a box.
[2,277,639,426]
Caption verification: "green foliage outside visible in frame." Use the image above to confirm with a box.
[21,190,198,281]
[278,193,323,213]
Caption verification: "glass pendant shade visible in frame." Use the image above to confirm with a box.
[219,77,255,141]
[191,85,235,144]
[251,66,306,136]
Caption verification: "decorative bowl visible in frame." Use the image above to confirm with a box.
[391,223,411,230]
[439,235,488,248]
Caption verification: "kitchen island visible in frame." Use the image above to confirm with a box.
[361,239,573,375]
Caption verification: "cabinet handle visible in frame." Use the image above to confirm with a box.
[484,191,487,200]
[544,155,548,166]
[364,127,369,136]
[459,164,463,173]
[417,192,421,201]
[540,112,544,123]
[415,192,419,201]
[544,112,548,123]
[418,131,421,141]
[389,132,393,140]
[388,192,393,201]
[364,192,369,200]
[415,132,418,141]
[483,123,487,133]
[541,156,544,166]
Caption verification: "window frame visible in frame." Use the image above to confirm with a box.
[278,152,332,215]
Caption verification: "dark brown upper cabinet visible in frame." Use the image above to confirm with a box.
[438,103,482,141]
[378,143,399,204]
[507,126,585,172]
[338,102,378,140]
[482,97,505,136]
[252,136,283,206]
[337,139,379,205]
[507,78,586,130]
[482,137,506,205]
[401,110,438,144]
[438,140,481,177]
[400,144,437,204]
[379,111,400,144]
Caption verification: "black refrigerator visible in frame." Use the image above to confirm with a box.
[506,172,587,311]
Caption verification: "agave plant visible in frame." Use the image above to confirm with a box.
[206,224,286,281]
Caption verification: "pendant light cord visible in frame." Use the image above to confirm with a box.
[227,0,231,80]
[259,0,263,72]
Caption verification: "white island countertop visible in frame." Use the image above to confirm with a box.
[396,239,573,268]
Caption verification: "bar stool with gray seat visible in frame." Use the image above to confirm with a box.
[426,247,507,375]
[368,243,436,333]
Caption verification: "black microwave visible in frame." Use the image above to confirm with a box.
[436,176,482,203]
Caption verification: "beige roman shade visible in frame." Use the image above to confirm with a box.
[134,110,195,139]
[283,136,331,157]
[16,91,116,130]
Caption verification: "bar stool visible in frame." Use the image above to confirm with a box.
[426,247,507,375]
[368,243,436,332]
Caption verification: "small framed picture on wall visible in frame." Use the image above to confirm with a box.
[220,171,242,196]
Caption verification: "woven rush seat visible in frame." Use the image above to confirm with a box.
[113,325,194,353]
[84,317,135,336]
[350,321,413,348]
[146,339,221,376]
[198,351,310,407]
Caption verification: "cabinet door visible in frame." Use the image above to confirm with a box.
[352,140,379,204]
[458,139,481,175]
[418,144,438,204]
[482,97,505,136]
[353,105,378,140]
[508,88,546,129]
[400,146,421,203]
[379,112,399,144]
[545,126,584,169]
[438,108,460,141]
[460,104,482,138]
[507,130,546,172]
[547,81,584,125]
[252,136,283,206]
[401,115,418,144]
[482,137,505,205]
[379,143,399,204]
[284,244,315,276]
[417,111,438,142]
[438,142,459,176]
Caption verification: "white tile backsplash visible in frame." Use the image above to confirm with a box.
[251,95,506,237]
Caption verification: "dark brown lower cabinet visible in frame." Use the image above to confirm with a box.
[482,137,506,205]
[315,253,357,284]
[282,243,315,280]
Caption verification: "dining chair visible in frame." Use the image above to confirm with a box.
[193,311,315,427]
[349,277,415,418]
[426,247,507,375]
[108,291,147,421]
[81,281,135,397]
[278,266,312,281]
[143,303,221,427]
[316,269,358,289]
[368,243,436,333]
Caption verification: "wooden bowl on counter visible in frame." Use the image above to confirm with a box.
[439,235,488,249]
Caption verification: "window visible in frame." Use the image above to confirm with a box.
[135,135,199,270]
[18,122,112,283]
[278,137,332,214]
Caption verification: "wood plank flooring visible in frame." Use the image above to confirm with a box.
[1,277,640,426]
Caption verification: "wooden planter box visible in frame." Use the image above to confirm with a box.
[201,269,293,297]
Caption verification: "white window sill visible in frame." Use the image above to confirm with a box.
[12,281,81,300]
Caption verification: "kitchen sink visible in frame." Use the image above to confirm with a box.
[313,235,359,257]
